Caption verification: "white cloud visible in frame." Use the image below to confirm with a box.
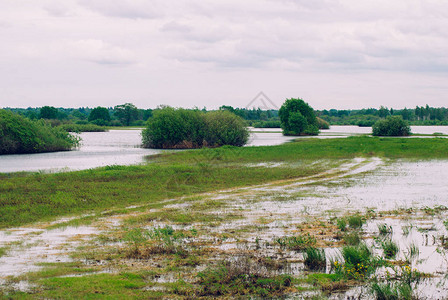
[77,0,164,19]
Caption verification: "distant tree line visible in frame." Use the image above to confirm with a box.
[4,104,448,131]
[317,105,448,126]
[4,103,153,128]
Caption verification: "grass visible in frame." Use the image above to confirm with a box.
[337,218,347,231]
[196,260,293,297]
[304,247,326,271]
[347,214,365,229]
[2,136,448,228]
[333,244,378,280]
[378,223,393,235]
[0,247,7,258]
[343,231,361,245]
[371,282,412,300]
[275,234,316,251]
[381,240,399,259]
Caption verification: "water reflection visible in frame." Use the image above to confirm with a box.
[0,130,160,173]
[1,126,447,173]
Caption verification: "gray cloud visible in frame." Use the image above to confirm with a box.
[1,0,448,109]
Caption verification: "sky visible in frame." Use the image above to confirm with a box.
[1,0,448,110]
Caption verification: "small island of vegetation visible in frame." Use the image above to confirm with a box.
[0,110,79,155]
[142,107,249,149]
[372,116,411,136]
[279,98,319,136]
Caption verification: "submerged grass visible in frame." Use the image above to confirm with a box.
[1,136,448,229]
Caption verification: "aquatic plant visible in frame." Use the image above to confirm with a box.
[337,218,347,231]
[377,223,393,235]
[196,256,293,297]
[405,243,419,261]
[371,281,412,300]
[332,244,375,280]
[304,247,326,271]
[347,214,365,229]
[381,239,399,259]
[275,234,316,251]
[343,231,361,245]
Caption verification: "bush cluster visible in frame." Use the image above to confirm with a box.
[0,109,79,155]
[142,107,249,149]
[372,116,411,136]
[279,98,319,136]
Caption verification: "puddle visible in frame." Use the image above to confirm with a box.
[0,226,96,278]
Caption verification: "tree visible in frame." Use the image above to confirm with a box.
[114,103,139,126]
[372,116,411,136]
[279,98,319,136]
[39,106,58,119]
[88,106,110,125]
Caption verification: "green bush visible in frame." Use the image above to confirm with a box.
[279,98,319,136]
[0,109,79,154]
[372,116,411,136]
[142,107,249,149]
[317,117,330,129]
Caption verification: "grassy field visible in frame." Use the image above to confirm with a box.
[1,136,448,299]
[1,136,448,229]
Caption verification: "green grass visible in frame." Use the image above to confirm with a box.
[0,247,7,258]
[381,240,399,259]
[196,262,293,297]
[1,136,448,228]
[304,247,326,271]
[347,214,365,229]
[275,234,316,251]
[378,223,393,235]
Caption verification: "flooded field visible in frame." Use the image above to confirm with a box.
[1,157,447,298]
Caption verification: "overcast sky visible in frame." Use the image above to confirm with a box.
[1,0,448,110]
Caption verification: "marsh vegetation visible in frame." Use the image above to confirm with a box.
[1,136,448,298]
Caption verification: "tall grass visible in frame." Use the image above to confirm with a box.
[304,247,326,271]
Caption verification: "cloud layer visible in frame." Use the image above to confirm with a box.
[1,0,447,109]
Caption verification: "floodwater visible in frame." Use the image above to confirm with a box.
[1,126,446,173]
[0,129,294,173]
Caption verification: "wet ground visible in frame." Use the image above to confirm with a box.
[1,158,448,298]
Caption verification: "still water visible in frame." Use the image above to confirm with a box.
[0,129,294,173]
[1,126,447,173]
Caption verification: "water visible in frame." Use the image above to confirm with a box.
[1,126,446,173]
[0,129,294,173]
[0,130,161,173]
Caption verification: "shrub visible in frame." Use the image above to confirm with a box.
[372,116,411,136]
[279,98,319,136]
[317,117,330,129]
[142,107,249,149]
[204,110,249,147]
[0,109,79,154]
